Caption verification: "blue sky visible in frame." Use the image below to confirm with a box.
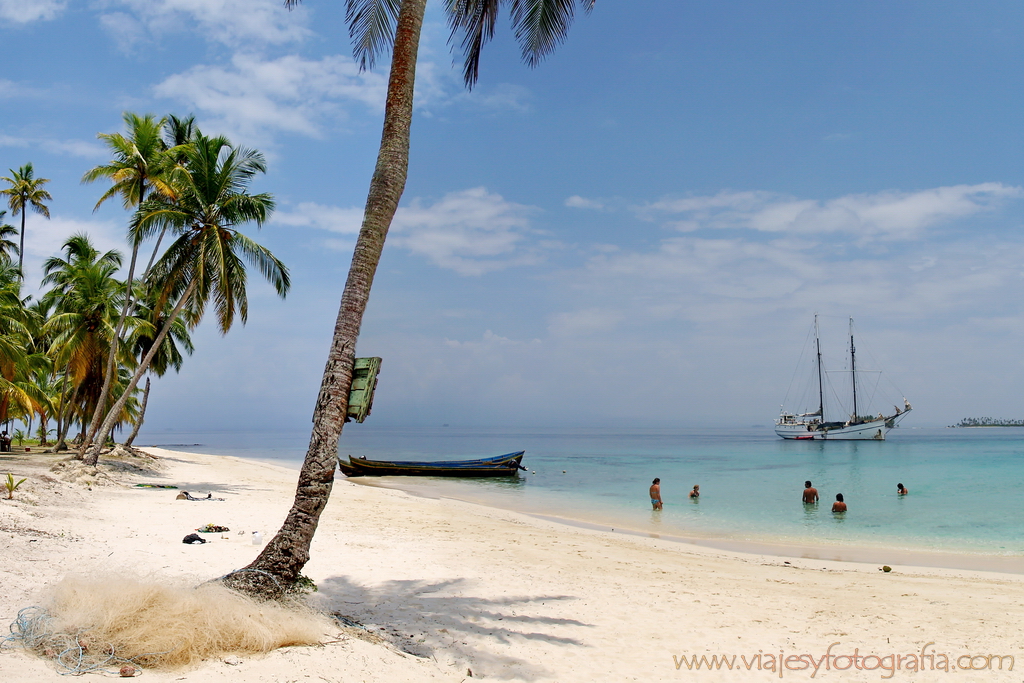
[3,1,1024,432]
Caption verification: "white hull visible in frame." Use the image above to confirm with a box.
[775,412,909,440]
[776,418,886,440]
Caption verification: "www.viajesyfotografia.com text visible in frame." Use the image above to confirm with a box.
[673,642,1013,678]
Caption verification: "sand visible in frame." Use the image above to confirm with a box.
[1,447,1023,682]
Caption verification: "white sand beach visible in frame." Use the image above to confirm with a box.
[2,447,1023,682]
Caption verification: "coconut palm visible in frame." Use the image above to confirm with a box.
[78,113,177,458]
[0,211,18,263]
[0,262,33,424]
[41,234,131,454]
[1,163,52,277]
[225,0,594,597]
[84,133,289,465]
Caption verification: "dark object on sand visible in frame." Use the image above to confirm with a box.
[337,451,526,477]
[133,484,178,489]
[182,533,206,544]
[881,565,892,572]
[197,524,230,533]
[119,664,136,677]
[175,491,225,501]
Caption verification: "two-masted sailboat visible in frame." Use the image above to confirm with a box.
[775,316,911,440]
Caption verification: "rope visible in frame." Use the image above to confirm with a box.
[2,605,170,675]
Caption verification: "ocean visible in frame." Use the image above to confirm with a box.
[140,425,1024,568]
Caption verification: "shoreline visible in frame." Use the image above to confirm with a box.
[4,447,1024,681]
[331,471,1024,575]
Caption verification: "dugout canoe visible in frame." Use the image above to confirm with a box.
[337,451,526,477]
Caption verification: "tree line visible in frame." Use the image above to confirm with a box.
[0,113,289,463]
[953,417,1024,427]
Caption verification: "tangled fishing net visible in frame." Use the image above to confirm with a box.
[2,574,330,674]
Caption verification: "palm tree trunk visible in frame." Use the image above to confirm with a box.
[123,376,149,447]
[144,226,168,276]
[55,366,76,453]
[17,210,25,277]
[223,0,426,598]
[84,278,198,465]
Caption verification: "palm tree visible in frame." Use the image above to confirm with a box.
[84,133,290,465]
[225,0,593,597]
[0,262,33,424]
[1,163,52,277]
[0,211,18,263]
[78,114,175,458]
[41,234,129,455]
[79,113,176,458]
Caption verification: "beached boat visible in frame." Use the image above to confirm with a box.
[776,316,911,440]
[337,451,526,477]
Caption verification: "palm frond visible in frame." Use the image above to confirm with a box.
[510,0,592,68]
[346,0,403,71]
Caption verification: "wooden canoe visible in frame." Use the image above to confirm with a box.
[338,451,526,477]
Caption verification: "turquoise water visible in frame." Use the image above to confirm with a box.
[142,426,1024,560]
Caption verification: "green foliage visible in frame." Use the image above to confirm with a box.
[11,428,24,446]
[4,472,26,499]
[288,574,318,595]
[954,417,1024,427]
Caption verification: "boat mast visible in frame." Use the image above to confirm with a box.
[815,315,824,420]
[849,317,858,422]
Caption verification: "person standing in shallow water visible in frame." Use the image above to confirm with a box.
[650,478,663,510]
[689,484,700,499]
[832,493,847,513]
[897,483,908,495]
[803,480,819,504]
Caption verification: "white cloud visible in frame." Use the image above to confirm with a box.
[276,189,544,274]
[645,184,1022,241]
[548,308,624,337]
[565,195,604,210]
[0,134,106,159]
[17,215,127,297]
[273,202,364,234]
[389,187,542,275]
[101,0,310,48]
[154,54,388,143]
[0,0,65,23]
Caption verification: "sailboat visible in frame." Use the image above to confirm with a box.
[775,316,911,440]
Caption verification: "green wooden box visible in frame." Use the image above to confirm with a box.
[347,357,382,423]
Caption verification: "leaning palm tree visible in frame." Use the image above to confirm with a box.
[83,134,290,465]
[78,113,174,458]
[225,0,594,597]
[1,163,52,277]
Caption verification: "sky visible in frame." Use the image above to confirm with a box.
[3,1,1024,433]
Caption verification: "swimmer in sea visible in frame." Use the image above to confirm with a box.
[650,478,663,510]
[832,493,847,513]
[897,483,908,495]
[803,480,819,504]
[689,484,700,499]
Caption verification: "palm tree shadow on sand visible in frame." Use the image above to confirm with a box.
[314,576,592,680]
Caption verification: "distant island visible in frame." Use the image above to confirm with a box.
[952,417,1024,427]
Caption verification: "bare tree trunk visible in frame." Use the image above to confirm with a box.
[124,376,149,447]
[223,0,426,598]
[55,376,78,453]
[84,279,197,465]
[17,210,25,277]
